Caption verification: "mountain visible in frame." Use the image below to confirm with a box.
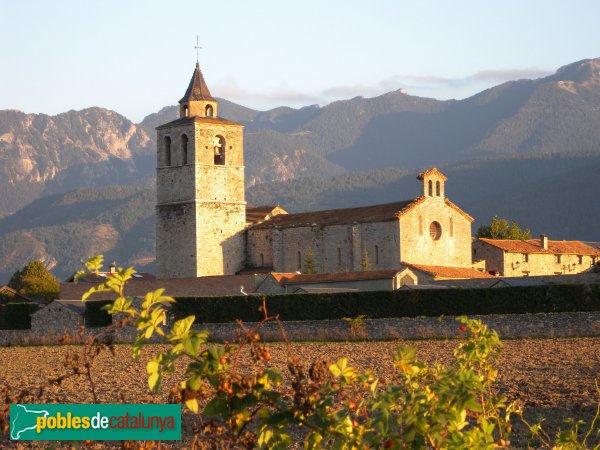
[1,57,600,281]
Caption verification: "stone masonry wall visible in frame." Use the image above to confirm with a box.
[400,197,472,267]
[247,228,273,268]
[3,311,599,346]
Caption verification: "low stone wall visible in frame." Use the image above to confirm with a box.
[1,311,599,346]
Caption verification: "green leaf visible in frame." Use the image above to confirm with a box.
[203,397,228,418]
[170,315,195,340]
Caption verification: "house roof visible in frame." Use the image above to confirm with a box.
[0,285,34,303]
[403,263,493,279]
[246,205,288,225]
[156,115,242,130]
[270,270,403,285]
[478,238,600,256]
[60,274,257,300]
[179,62,214,103]
[250,199,418,229]
[32,300,85,316]
[417,167,448,181]
[64,272,156,283]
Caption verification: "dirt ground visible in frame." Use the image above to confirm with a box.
[1,336,599,448]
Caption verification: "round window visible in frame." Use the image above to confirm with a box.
[429,221,442,240]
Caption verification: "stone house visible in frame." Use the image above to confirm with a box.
[0,285,33,304]
[256,269,419,294]
[31,300,84,333]
[155,63,479,280]
[473,235,600,277]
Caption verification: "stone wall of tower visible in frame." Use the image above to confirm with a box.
[156,201,197,278]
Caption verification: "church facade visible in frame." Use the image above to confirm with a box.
[156,64,475,279]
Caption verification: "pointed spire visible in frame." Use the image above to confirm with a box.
[179,63,214,103]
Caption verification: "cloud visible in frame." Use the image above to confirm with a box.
[212,78,323,110]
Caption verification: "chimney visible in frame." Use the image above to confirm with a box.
[540,234,548,250]
[109,262,117,274]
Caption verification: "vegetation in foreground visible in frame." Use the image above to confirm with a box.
[0,257,599,449]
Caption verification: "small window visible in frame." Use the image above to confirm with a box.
[337,247,342,267]
[436,181,440,196]
[213,135,225,165]
[449,217,454,237]
[375,245,379,264]
[428,180,433,196]
[260,253,264,266]
[522,254,529,263]
[419,215,423,236]
[429,221,442,240]
[578,255,583,265]
[555,255,561,264]
[297,251,302,270]
[181,134,189,165]
[184,105,189,117]
[205,105,213,117]
[164,136,171,166]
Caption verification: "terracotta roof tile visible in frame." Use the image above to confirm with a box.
[403,263,493,279]
[271,270,402,285]
[416,167,448,181]
[246,205,288,225]
[179,63,214,102]
[60,274,257,300]
[156,116,242,130]
[479,238,600,256]
[251,200,418,229]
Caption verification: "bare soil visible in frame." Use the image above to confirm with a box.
[1,337,599,448]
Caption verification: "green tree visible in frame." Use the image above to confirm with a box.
[476,216,531,240]
[8,260,60,302]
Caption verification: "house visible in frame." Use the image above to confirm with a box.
[0,285,34,304]
[30,300,85,333]
[473,235,600,277]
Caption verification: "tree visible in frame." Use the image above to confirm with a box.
[476,216,531,240]
[8,260,60,302]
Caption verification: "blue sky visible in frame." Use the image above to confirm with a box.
[1,0,599,121]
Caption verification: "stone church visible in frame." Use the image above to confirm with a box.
[156,64,475,279]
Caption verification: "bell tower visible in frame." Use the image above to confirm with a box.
[155,63,246,278]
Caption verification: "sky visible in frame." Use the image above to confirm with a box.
[1,0,599,122]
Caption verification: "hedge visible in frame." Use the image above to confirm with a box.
[0,303,39,329]
[84,301,113,328]
[171,284,600,324]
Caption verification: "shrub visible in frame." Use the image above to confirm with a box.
[8,260,60,302]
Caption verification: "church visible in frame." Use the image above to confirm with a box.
[155,63,476,279]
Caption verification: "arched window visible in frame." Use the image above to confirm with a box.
[428,180,433,196]
[183,105,189,117]
[375,245,379,264]
[449,217,454,237]
[297,251,302,270]
[181,134,188,165]
[205,105,213,117]
[419,215,423,236]
[213,135,226,165]
[436,181,440,196]
[164,136,171,166]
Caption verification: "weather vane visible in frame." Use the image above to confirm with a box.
[194,35,202,63]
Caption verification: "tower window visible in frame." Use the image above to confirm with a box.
[297,251,302,270]
[429,221,442,240]
[428,180,433,197]
[578,255,583,265]
[523,253,529,263]
[164,136,171,166]
[436,181,440,196]
[184,105,189,117]
[181,134,189,165]
[555,255,561,264]
[213,135,226,165]
[205,105,213,117]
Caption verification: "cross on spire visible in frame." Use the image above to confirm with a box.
[194,35,202,63]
